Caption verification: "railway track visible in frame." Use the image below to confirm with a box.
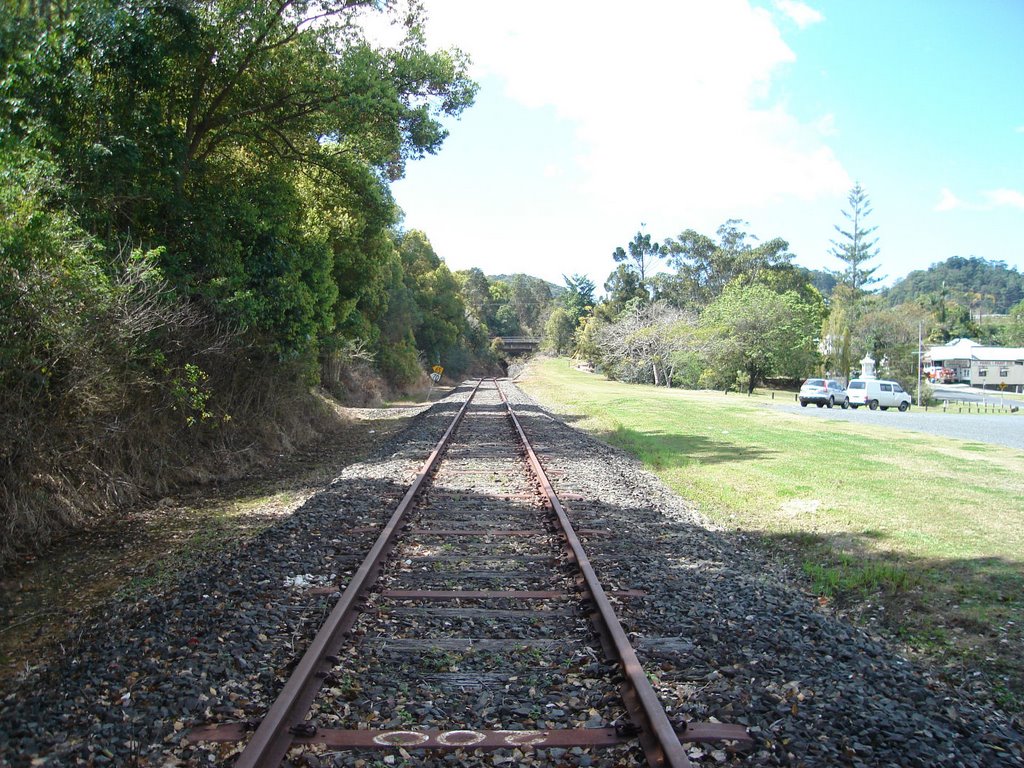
[189,379,749,766]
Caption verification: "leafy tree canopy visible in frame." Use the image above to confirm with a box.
[499,273,555,337]
[661,219,798,309]
[1005,300,1024,346]
[543,307,576,356]
[612,227,663,284]
[3,0,477,358]
[396,229,473,368]
[602,263,648,319]
[561,273,596,325]
[699,281,823,393]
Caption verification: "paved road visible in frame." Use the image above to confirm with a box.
[780,402,1024,452]
[930,382,1024,406]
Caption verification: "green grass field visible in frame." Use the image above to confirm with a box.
[518,357,1024,709]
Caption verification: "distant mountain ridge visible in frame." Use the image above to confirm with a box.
[883,256,1024,313]
[489,274,565,297]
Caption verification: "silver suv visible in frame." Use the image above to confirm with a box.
[799,378,849,409]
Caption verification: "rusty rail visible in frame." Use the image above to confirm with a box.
[189,379,748,766]
[232,380,483,768]
[496,382,693,768]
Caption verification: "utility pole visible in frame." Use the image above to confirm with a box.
[917,321,922,407]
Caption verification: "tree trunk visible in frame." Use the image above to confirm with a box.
[321,351,342,386]
[840,327,852,382]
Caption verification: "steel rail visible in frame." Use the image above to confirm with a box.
[233,380,483,768]
[496,381,692,768]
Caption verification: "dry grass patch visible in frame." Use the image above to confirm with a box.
[0,406,411,687]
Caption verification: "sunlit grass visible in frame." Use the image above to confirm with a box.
[520,358,1024,560]
[518,357,1024,708]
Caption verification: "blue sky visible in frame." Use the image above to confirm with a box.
[387,1,1024,292]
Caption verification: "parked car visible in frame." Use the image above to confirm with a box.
[798,378,850,409]
[847,378,912,411]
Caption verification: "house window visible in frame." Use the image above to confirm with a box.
[978,368,988,377]
[1000,368,1008,377]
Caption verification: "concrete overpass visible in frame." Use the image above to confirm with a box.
[496,336,541,355]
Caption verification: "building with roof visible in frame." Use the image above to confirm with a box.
[924,339,1024,392]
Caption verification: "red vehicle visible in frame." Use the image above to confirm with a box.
[926,367,956,384]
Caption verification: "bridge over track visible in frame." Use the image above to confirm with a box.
[496,336,541,355]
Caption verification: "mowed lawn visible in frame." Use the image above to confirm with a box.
[518,357,1024,708]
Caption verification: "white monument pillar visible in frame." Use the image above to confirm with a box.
[860,354,876,379]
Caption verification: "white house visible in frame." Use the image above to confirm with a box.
[924,338,1024,392]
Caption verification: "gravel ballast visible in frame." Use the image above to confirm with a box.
[1,380,1021,767]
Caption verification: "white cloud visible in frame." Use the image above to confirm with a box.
[420,1,849,221]
[774,0,824,29]
[935,187,1024,212]
[814,112,838,136]
[985,188,1024,210]
[935,187,966,211]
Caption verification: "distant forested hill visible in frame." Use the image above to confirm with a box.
[883,256,1024,313]
[490,274,564,298]
[803,267,838,299]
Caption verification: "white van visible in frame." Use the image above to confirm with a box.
[847,379,912,411]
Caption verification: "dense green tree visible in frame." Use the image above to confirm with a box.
[176,157,339,358]
[299,159,395,346]
[503,273,554,336]
[488,281,521,336]
[373,259,422,387]
[1004,300,1024,346]
[454,272,555,339]
[931,301,982,344]
[806,267,838,299]
[491,303,520,337]
[543,307,576,356]
[0,0,485,564]
[602,263,648,318]
[560,273,596,326]
[4,0,477,358]
[699,282,822,393]
[542,274,594,356]
[455,267,494,330]
[395,229,483,375]
[830,183,882,291]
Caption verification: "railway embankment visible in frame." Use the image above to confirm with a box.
[0,381,1021,766]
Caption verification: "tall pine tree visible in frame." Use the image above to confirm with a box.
[826,183,882,381]
[830,183,882,291]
